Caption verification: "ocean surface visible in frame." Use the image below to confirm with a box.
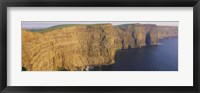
[92,37,178,71]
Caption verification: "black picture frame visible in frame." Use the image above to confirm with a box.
[0,0,199,93]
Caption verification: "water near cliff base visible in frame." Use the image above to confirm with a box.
[92,37,178,71]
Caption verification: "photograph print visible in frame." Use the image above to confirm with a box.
[22,21,178,71]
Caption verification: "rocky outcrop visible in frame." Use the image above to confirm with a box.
[145,25,178,45]
[22,23,178,71]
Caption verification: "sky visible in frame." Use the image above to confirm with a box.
[22,21,178,29]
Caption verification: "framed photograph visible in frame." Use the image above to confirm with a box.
[0,0,199,93]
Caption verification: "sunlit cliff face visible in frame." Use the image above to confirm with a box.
[22,24,178,71]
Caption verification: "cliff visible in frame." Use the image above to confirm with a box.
[116,24,178,46]
[116,23,147,48]
[22,24,121,71]
[22,23,178,71]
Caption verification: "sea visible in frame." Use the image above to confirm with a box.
[91,37,178,71]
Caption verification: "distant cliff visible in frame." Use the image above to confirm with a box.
[22,23,178,71]
[116,24,178,47]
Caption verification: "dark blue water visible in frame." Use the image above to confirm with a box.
[94,37,178,71]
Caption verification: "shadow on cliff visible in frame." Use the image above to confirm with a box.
[145,32,151,46]
[22,67,27,71]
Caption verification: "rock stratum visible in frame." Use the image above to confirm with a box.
[22,23,178,71]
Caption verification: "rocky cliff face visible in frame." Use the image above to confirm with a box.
[116,24,147,48]
[116,24,178,47]
[22,23,178,71]
[22,24,122,71]
[145,25,178,45]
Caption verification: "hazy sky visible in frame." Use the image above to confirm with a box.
[22,21,178,29]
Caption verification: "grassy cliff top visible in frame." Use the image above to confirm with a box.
[28,23,112,32]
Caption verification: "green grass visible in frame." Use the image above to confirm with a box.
[29,24,83,32]
[28,23,111,33]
